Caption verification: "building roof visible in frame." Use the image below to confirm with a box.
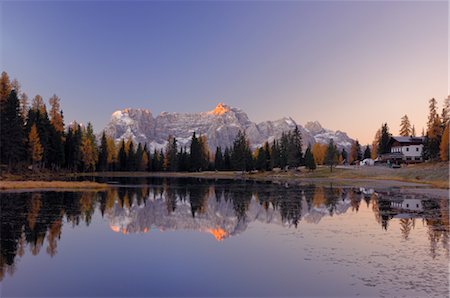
[390,136,424,145]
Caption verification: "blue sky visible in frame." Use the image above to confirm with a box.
[1,1,448,144]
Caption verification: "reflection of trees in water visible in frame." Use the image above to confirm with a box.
[399,218,414,240]
[1,180,448,280]
[423,199,449,259]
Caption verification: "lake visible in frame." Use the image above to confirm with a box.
[0,177,448,297]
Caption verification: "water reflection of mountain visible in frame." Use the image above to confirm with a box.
[106,184,354,239]
[0,178,448,280]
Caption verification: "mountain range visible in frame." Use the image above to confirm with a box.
[104,103,354,152]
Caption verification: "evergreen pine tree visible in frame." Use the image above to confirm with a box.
[136,143,144,171]
[231,130,252,171]
[325,139,338,172]
[341,148,348,164]
[127,141,136,171]
[214,147,223,170]
[118,139,127,171]
[98,132,108,171]
[223,147,231,170]
[263,142,272,171]
[304,144,316,171]
[255,147,266,171]
[378,123,391,155]
[189,132,201,171]
[0,89,25,169]
[363,145,371,159]
[271,140,281,168]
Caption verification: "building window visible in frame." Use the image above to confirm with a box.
[416,148,419,151]
[406,147,409,152]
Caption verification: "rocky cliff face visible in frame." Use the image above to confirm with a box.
[104,103,353,151]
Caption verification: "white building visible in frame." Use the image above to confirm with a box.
[385,136,424,163]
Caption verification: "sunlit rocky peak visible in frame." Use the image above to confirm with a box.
[209,103,231,115]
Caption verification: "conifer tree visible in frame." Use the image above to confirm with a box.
[19,92,29,121]
[231,130,252,171]
[312,143,327,165]
[304,144,316,171]
[80,129,97,172]
[65,123,82,171]
[32,95,46,114]
[118,139,127,171]
[371,128,381,159]
[341,148,348,164]
[441,96,450,129]
[263,142,272,171]
[424,98,442,160]
[214,147,223,170]
[287,126,303,167]
[378,123,391,155]
[0,89,25,169]
[49,94,64,133]
[141,148,149,171]
[255,147,266,171]
[98,132,108,171]
[439,121,449,161]
[28,124,43,170]
[223,147,231,170]
[177,147,189,171]
[136,143,144,171]
[279,132,289,168]
[363,145,371,159]
[164,136,178,171]
[324,139,338,172]
[198,135,210,170]
[106,135,117,170]
[127,141,136,171]
[150,149,159,171]
[349,140,362,164]
[0,71,11,104]
[271,140,281,168]
[399,115,412,136]
[159,149,165,171]
[189,132,201,171]
[411,125,416,137]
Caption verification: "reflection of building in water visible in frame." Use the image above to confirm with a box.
[390,199,423,214]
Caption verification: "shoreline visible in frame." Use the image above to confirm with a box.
[1,163,448,193]
[0,181,108,191]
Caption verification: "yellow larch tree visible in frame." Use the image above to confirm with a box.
[28,124,43,168]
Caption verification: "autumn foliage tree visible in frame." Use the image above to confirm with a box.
[424,98,442,160]
[312,143,327,165]
[399,115,412,136]
[28,124,43,169]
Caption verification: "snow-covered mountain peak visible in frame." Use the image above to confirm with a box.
[305,121,325,135]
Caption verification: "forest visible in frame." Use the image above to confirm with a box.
[0,71,448,175]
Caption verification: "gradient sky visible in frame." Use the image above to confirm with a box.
[1,1,448,144]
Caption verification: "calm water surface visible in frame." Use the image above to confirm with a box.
[0,178,448,297]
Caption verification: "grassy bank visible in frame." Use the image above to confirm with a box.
[78,162,449,189]
[0,181,108,191]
